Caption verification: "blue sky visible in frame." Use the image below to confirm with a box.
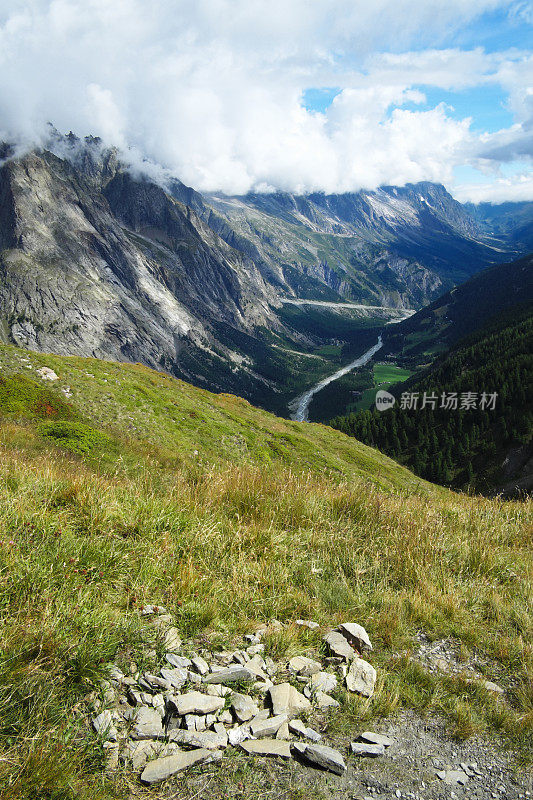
[1,0,532,201]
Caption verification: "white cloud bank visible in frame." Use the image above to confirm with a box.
[0,0,531,200]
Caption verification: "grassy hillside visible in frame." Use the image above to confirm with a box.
[0,344,531,799]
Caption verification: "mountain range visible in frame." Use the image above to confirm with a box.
[0,132,531,414]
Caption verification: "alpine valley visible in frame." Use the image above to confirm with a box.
[1,132,529,418]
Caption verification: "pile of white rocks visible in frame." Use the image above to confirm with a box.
[89,611,387,785]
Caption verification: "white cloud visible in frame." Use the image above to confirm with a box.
[0,0,531,199]
[454,171,533,203]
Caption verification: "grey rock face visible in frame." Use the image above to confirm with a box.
[240,739,292,759]
[358,731,394,747]
[337,622,373,653]
[291,742,346,774]
[131,706,165,740]
[168,691,225,715]
[323,631,356,660]
[92,710,118,741]
[345,658,377,697]
[140,748,221,784]
[350,742,385,757]
[269,683,312,716]
[204,666,254,684]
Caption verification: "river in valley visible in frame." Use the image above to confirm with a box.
[289,335,384,422]
[289,307,414,422]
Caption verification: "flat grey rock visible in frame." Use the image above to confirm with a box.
[165,653,192,668]
[160,667,188,689]
[292,742,346,775]
[228,724,252,746]
[169,729,228,749]
[323,631,356,660]
[204,666,254,684]
[359,731,394,747]
[269,682,312,716]
[314,691,339,708]
[288,655,322,676]
[131,706,165,740]
[240,739,292,758]
[169,691,225,715]
[288,719,321,742]
[191,655,210,675]
[337,622,373,652]
[92,710,118,741]
[437,769,469,785]
[295,619,319,630]
[345,658,377,697]
[140,749,221,784]
[250,714,288,738]
[309,671,337,694]
[231,692,259,722]
[350,742,385,757]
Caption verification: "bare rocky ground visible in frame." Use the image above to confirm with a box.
[88,611,531,800]
[154,711,532,800]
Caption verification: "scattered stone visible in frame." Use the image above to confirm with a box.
[191,655,210,675]
[92,710,117,741]
[245,654,269,680]
[169,691,225,716]
[314,691,339,709]
[228,724,252,746]
[37,366,59,381]
[140,604,167,616]
[162,627,182,652]
[247,644,265,656]
[296,619,319,630]
[254,680,274,693]
[288,655,322,676]
[337,622,373,653]
[141,749,221,784]
[276,721,291,740]
[170,729,228,749]
[250,714,288,738]
[187,670,203,685]
[240,739,292,759]
[292,742,346,775]
[358,732,394,747]
[124,739,158,770]
[131,706,165,740]
[350,742,385,757]
[309,671,337,694]
[269,682,312,717]
[161,667,188,689]
[345,658,377,697]
[107,664,125,682]
[231,692,260,723]
[165,653,192,668]
[481,680,505,695]
[288,719,322,742]
[437,769,469,786]
[217,709,233,725]
[141,672,172,692]
[323,630,356,660]
[206,684,232,697]
[204,666,254,684]
[184,713,206,731]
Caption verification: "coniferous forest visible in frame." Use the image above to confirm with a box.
[330,310,532,494]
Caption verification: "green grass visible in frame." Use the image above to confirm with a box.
[0,343,530,798]
[373,364,412,386]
